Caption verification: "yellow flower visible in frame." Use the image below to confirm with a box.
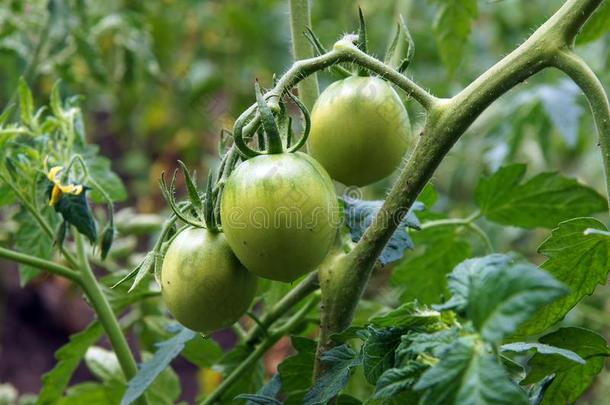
[47,165,83,206]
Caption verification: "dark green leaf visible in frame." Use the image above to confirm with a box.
[523,327,610,405]
[100,223,115,260]
[415,335,529,405]
[374,362,426,399]
[278,337,317,403]
[343,198,422,265]
[37,323,104,405]
[362,327,405,385]
[304,345,361,405]
[54,190,97,243]
[391,224,471,305]
[475,164,606,229]
[212,344,265,405]
[436,254,567,344]
[121,326,197,405]
[181,334,223,368]
[235,374,282,405]
[519,218,610,336]
[82,146,127,203]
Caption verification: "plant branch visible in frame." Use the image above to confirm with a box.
[551,49,610,211]
[75,234,141,387]
[0,246,80,282]
[313,0,605,376]
[289,0,319,111]
[202,296,319,405]
[245,271,320,346]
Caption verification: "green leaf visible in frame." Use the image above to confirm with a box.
[436,254,567,344]
[475,164,606,229]
[178,160,203,217]
[523,327,610,404]
[362,327,405,385]
[212,344,265,405]
[430,0,478,76]
[369,302,441,330]
[181,334,223,368]
[85,152,128,203]
[54,190,97,243]
[304,345,361,405]
[0,183,16,207]
[414,335,529,405]
[343,198,423,266]
[576,1,610,44]
[391,224,471,305]
[18,77,34,127]
[519,218,610,336]
[13,207,56,286]
[235,374,282,405]
[374,362,426,399]
[37,323,104,405]
[121,325,196,405]
[278,337,317,403]
[55,382,122,405]
[500,342,584,365]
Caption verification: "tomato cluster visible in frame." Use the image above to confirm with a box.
[160,73,411,333]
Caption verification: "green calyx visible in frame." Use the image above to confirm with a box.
[232,81,311,159]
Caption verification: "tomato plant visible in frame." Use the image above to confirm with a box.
[0,1,609,405]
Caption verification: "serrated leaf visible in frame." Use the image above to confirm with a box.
[431,0,478,76]
[500,342,584,365]
[37,323,104,405]
[343,198,422,266]
[362,327,405,385]
[374,362,426,399]
[576,1,610,44]
[391,224,471,305]
[475,164,606,229]
[235,394,282,405]
[519,218,610,336]
[178,160,203,217]
[235,374,283,405]
[121,325,197,405]
[304,345,361,405]
[523,327,610,404]
[13,208,56,286]
[436,254,567,344]
[369,302,441,330]
[212,344,265,405]
[414,335,529,405]
[54,190,97,243]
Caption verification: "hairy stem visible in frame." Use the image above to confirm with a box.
[552,49,610,212]
[289,0,319,111]
[0,246,80,282]
[313,0,605,376]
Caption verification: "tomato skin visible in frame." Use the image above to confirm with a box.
[220,152,339,282]
[160,227,257,333]
[309,76,412,186]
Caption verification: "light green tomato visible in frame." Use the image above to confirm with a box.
[160,227,257,333]
[220,152,339,282]
[309,75,412,186]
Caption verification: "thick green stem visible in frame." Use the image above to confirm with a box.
[313,0,605,378]
[75,234,140,384]
[552,49,610,212]
[0,246,80,281]
[289,0,319,111]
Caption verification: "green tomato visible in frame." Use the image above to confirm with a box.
[160,227,257,333]
[220,152,339,282]
[309,75,412,186]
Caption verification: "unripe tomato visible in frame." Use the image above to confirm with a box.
[309,76,412,186]
[160,227,257,333]
[220,152,339,282]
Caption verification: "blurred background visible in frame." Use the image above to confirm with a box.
[0,0,608,403]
